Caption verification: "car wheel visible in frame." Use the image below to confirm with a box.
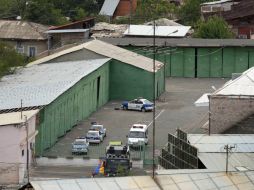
[141,108,146,112]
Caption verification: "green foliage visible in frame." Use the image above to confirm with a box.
[194,16,234,39]
[178,0,201,26]
[73,8,87,21]
[25,1,68,25]
[135,0,177,22]
[0,41,26,79]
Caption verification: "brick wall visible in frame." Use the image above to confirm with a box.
[114,0,137,17]
[210,95,254,133]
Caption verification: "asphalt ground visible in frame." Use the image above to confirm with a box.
[42,78,227,159]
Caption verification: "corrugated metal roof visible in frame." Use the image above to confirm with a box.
[45,29,89,33]
[124,25,191,37]
[199,153,254,171]
[83,40,163,72]
[201,0,233,5]
[214,67,254,96]
[0,59,110,110]
[156,171,254,190]
[188,134,254,153]
[29,40,163,72]
[0,20,48,40]
[100,37,254,47]
[99,0,120,16]
[30,176,160,190]
[0,110,38,126]
[187,134,254,172]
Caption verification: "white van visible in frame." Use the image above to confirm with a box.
[127,124,148,147]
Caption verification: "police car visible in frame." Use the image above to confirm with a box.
[122,98,153,112]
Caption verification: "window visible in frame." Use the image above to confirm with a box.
[28,46,36,57]
[16,41,24,54]
[22,149,24,156]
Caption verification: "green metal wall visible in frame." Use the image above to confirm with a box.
[124,46,254,78]
[109,59,165,101]
[170,48,195,77]
[36,62,110,155]
[197,48,223,78]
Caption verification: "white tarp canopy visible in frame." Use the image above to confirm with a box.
[194,93,210,107]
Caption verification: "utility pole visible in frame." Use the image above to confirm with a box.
[224,144,235,174]
[21,99,23,120]
[152,19,156,179]
[25,115,30,182]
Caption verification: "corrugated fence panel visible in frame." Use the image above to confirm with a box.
[183,48,195,77]
[165,50,171,77]
[171,48,184,77]
[235,47,249,73]
[210,48,223,77]
[197,48,210,77]
[249,50,254,68]
[223,48,235,77]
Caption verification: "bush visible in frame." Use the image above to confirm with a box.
[194,16,234,39]
[0,42,26,79]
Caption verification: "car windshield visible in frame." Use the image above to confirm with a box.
[143,99,152,104]
[129,131,145,138]
[91,125,103,130]
[87,132,98,136]
[74,141,85,145]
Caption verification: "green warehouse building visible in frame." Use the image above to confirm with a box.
[0,40,164,155]
[102,38,254,78]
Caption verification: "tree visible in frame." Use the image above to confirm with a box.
[25,1,68,25]
[177,0,201,26]
[0,42,26,79]
[194,16,234,39]
[73,8,87,21]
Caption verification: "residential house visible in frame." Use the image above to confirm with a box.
[46,18,95,50]
[202,0,254,39]
[201,0,237,15]
[0,110,38,184]
[0,20,48,57]
[99,0,137,18]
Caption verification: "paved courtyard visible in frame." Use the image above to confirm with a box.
[42,78,227,159]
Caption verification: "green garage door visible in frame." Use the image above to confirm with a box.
[197,48,223,78]
[165,52,171,76]
[250,50,254,68]
[171,48,184,77]
[235,47,248,73]
[223,48,235,77]
[171,48,195,77]
[183,48,195,77]
[210,48,223,77]
[197,48,210,77]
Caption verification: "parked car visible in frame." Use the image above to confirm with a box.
[122,98,153,112]
[89,124,107,138]
[72,138,89,155]
[127,124,149,148]
[86,130,103,144]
